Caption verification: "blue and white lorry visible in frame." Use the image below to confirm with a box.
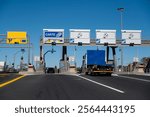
[83,50,113,76]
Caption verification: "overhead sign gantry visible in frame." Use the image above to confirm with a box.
[0,31,32,65]
[41,29,142,46]
[40,28,144,72]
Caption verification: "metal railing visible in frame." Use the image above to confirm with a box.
[40,38,150,46]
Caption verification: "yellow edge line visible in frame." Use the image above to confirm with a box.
[0,75,26,88]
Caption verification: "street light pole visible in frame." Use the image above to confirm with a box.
[5,55,7,64]
[117,8,124,72]
[27,35,30,65]
[13,49,25,69]
[13,51,20,68]
[32,43,34,65]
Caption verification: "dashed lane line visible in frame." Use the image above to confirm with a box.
[0,75,26,88]
[75,75,125,94]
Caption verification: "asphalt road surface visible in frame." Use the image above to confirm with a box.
[0,73,150,100]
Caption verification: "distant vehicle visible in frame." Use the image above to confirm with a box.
[83,50,113,76]
[144,59,150,73]
[45,67,55,73]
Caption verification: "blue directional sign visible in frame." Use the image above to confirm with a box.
[45,32,63,38]
[43,29,64,44]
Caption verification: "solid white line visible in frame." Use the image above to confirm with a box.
[76,75,124,94]
[118,75,150,83]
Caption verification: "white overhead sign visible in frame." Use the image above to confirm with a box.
[121,30,141,45]
[96,30,116,44]
[70,29,90,44]
[43,29,64,44]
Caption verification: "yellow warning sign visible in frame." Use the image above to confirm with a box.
[7,32,28,44]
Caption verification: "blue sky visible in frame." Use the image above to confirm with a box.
[0,0,150,67]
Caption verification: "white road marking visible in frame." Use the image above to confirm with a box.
[111,74,119,76]
[75,75,124,94]
[118,75,150,83]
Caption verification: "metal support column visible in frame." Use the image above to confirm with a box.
[111,47,117,72]
[106,46,109,63]
[40,45,43,64]
[39,39,44,71]
[61,46,68,72]
[62,46,67,60]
